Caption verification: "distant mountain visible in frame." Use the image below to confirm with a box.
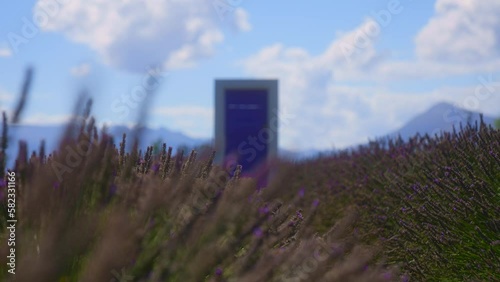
[4,124,207,167]
[3,123,321,167]
[106,125,207,149]
[3,102,496,167]
[289,102,498,159]
[390,102,497,140]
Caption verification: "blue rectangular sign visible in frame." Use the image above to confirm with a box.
[224,88,268,187]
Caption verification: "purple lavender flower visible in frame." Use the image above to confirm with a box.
[53,181,60,189]
[152,163,160,173]
[253,227,263,238]
[411,184,419,192]
[377,215,387,221]
[383,272,392,280]
[312,199,320,207]
[296,210,304,220]
[215,267,223,276]
[298,187,305,198]
[259,204,269,215]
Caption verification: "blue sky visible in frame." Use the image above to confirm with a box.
[1,0,499,150]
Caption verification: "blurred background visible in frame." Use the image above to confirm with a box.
[1,0,499,161]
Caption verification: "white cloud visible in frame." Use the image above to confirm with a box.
[96,120,135,129]
[21,113,74,125]
[234,8,252,32]
[153,105,213,138]
[34,0,251,72]
[240,6,500,150]
[70,63,91,77]
[239,20,389,149]
[154,105,212,118]
[415,0,500,63]
[0,47,12,57]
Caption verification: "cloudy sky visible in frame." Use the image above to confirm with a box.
[1,0,500,151]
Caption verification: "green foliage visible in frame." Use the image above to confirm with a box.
[286,122,500,281]
[0,114,398,282]
[1,119,498,281]
[0,78,498,281]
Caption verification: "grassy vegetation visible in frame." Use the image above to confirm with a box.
[0,112,403,281]
[0,72,498,281]
[286,121,500,281]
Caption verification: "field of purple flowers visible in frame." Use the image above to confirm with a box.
[287,120,500,281]
[0,71,498,281]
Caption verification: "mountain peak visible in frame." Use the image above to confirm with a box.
[429,101,455,110]
[392,102,495,140]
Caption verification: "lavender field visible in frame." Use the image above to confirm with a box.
[3,1,500,281]
[0,91,498,282]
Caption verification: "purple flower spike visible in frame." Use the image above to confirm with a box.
[383,272,392,280]
[253,227,263,238]
[53,181,60,189]
[152,163,160,173]
[312,199,320,207]
[296,210,304,220]
[259,204,269,215]
[298,187,305,198]
[215,267,223,276]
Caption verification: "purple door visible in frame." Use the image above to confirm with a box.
[224,89,268,187]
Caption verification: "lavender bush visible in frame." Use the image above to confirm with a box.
[0,71,498,281]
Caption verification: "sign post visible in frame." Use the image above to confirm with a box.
[214,79,278,189]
